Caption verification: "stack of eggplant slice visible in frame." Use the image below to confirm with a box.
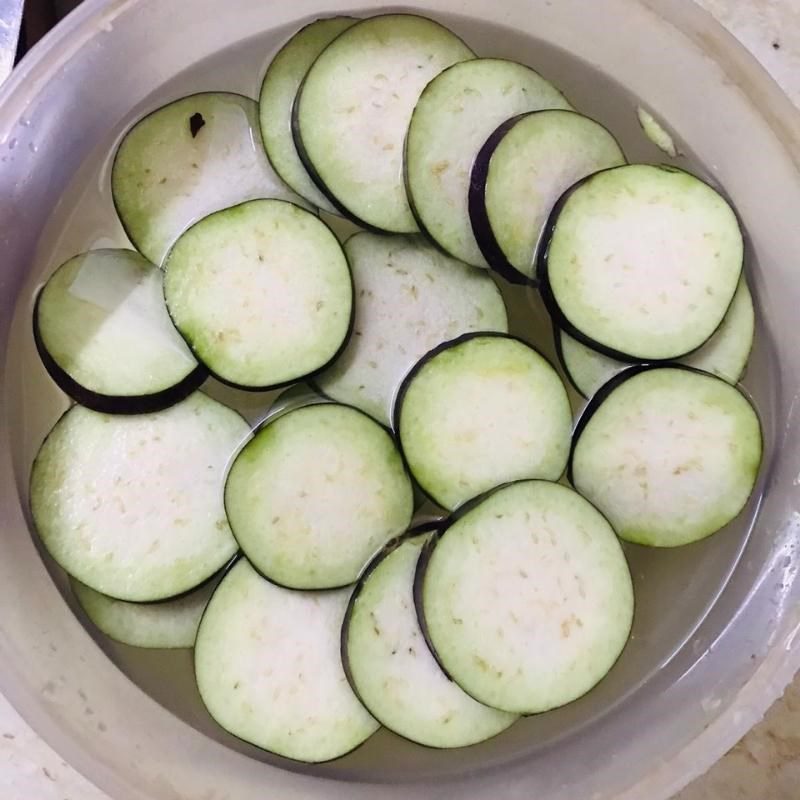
[29,12,762,765]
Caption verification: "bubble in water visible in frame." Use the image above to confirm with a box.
[28,142,38,154]
[8,138,17,150]
[21,118,32,128]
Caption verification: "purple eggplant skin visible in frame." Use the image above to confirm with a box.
[468,113,537,286]
[32,290,208,416]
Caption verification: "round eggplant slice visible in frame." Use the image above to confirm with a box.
[406,58,571,268]
[343,529,517,747]
[71,574,220,649]
[570,366,762,547]
[314,232,508,426]
[34,249,205,414]
[418,480,634,714]
[539,164,744,361]
[470,110,625,283]
[294,14,474,232]
[558,277,755,398]
[30,393,249,602]
[163,199,353,391]
[112,92,310,265]
[396,334,571,511]
[195,560,379,762]
[259,16,357,213]
[224,403,413,590]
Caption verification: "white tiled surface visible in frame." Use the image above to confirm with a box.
[1,2,798,799]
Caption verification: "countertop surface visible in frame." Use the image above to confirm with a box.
[1,1,799,798]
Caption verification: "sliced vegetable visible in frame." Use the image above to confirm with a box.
[33,249,204,414]
[570,366,762,547]
[112,92,309,265]
[637,107,678,157]
[30,393,249,602]
[71,572,221,649]
[164,199,353,390]
[259,16,357,213]
[396,334,571,510]
[406,58,571,267]
[195,559,378,762]
[224,403,413,590]
[343,527,517,747]
[558,278,755,397]
[539,164,744,361]
[469,110,625,283]
[294,14,474,232]
[418,481,634,714]
[314,232,508,426]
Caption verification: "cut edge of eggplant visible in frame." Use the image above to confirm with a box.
[163,198,356,393]
[393,330,562,508]
[340,520,444,698]
[257,16,360,213]
[551,318,590,400]
[537,164,743,364]
[468,112,539,286]
[223,401,414,592]
[414,479,636,715]
[33,289,209,415]
[566,362,734,486]
[193,560,380,764]
[111,90,277,262]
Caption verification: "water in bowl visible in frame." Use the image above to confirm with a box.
[4,9,777,783]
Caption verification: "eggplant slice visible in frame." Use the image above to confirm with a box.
[343,527,518,747]
[163,199,353,391]
[417,480,634,714]
[406,58,571,268]
[469,109,625,283]
[30,392,249,602]
[314,232,508,426]
[112,92,310,265]
[538,164,744,362]
[224,403,413,590]
[396,333,572,511]
[293,14,474,232]
[195,559,379,762]
[569,365,763,547]
[259,16,357,213]
[34,248,205,414]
